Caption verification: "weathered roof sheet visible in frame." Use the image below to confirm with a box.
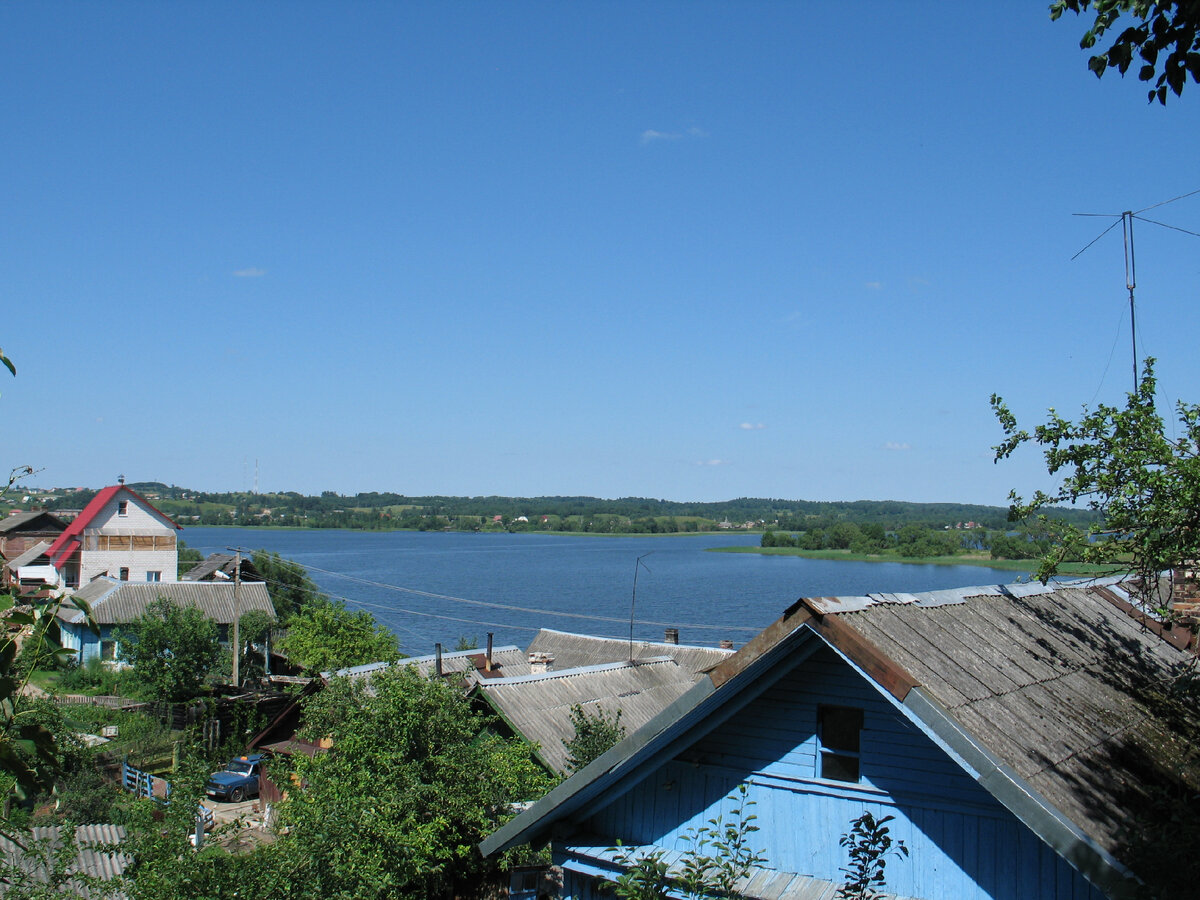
[60,579,275,625]
[476,658,697,773]
[828,579,1200,863]
[3,540,51,570]
[0,510,66,534]
[331,645,533,682]
[527,628,733,676]
[484,576,1198,897]
[181,552,264,582]
[0,824,128,897]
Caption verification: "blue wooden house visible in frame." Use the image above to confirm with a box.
[58,579,276,665]
[483,578,1200,899]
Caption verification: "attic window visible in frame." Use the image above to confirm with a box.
[818,704,863,783]
[118,501,128,517]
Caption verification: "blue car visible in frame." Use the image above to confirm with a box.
[205,754,264,803]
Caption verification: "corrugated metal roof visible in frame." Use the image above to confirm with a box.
[0,824,128,897]
[476,658,698,773]
[60,579,275,624]
[527,628,733,676]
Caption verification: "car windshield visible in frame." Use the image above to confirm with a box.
[227,760,254,775]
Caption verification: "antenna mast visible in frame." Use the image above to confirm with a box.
[1121,211,1137,392]
[1072,187,1200,393]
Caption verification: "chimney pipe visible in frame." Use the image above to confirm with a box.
[486,632,494,672]
[435,643,443,677]
[528,652,554,674]
[664,628,679,645]
[719,639,734,650]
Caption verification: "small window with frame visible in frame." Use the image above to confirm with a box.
[146,571,161,582]
[118,500,128,516]
[818,704,863,783]
[119,567,129,581]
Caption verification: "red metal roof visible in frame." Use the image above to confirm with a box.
[46,485,181,569]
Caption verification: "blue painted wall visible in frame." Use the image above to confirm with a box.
[565,644,1105,900]
[60,622,117,665]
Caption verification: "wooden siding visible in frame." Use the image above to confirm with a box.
[81,534,176,551]
[578,645,1104,900]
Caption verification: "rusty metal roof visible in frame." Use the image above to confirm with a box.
[61,579,275,625]
[476,658,698,774]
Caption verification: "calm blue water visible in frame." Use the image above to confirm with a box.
[182,529,1020,656]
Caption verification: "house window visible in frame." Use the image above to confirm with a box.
[101,640,117,661]
[119,567,129,581]
[818,705,863,783]
[118,500,128,517]
[217,624,230,644]
[146,571,161,582]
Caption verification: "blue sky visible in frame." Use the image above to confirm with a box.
[3,2,1197,506]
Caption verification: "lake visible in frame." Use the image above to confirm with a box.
[182,528,1022,656]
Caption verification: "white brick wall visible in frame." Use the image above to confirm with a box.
[80,549,177,585]
[77,490,179,585]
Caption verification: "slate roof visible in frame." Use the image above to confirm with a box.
[810,578,1200,867]
[0,510,66,534]
[181,552,264,582]
[475,657,699,773]
[331,645,533,682]
[3,540,51,570]
[527,628,733,676]
[59,579,275,625]
[483,577,1199,897]
[0,824,128,897]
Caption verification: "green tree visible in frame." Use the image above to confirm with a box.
[276,665,554,898]
[605,784,764,900]
[836,812,909,900]
[1051,0,1200,104]
[562,704,626,772]
[277,597,399,673]
[251,550,325,620]
[992,358,1200,602]
[118,598,220,702]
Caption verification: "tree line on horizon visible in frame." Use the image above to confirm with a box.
[25,482,1099,535]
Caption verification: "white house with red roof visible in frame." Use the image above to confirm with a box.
[45,484,181,590]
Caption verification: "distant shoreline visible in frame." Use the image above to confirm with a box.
[707,545,1110,576]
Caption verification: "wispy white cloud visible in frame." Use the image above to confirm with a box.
[865,281,882,290]
[640,126,708,145]
[884,441,911,451]
[739,422,766,431]
[233,267,266,278]
[641,129,681,144]
[696,458,730,467]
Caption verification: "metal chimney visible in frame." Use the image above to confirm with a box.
[664,628,679,645]
[435,643,443,677]
[485,632,494,672]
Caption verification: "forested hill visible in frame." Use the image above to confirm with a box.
[27,483,1098,534]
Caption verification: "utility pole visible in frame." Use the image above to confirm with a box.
[231,548,242,688]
